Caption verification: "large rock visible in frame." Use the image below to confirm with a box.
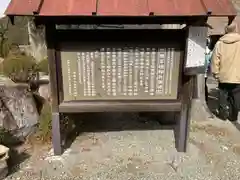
[0,145,9,180]
[0,78,39,140]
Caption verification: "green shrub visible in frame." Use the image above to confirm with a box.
[0,39,11,58]
[36,57,49,74]
[0,58,3,74]
[2,52,36,82]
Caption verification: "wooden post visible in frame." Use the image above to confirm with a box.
[45,23,62,155]
[176,75,193,152]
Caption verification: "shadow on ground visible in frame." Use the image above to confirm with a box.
[7,147,30,176]
[63,112,180,151]
[207,88,240,131]
[207,88,219,117]
[232,121,240,131]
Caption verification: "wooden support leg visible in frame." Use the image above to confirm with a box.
[46,24,62,155]
[176,76,193,152]
[52,112,62,155]
[176,101,191,152]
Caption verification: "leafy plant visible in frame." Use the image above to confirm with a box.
[2,51,36,82]
[36,57,49,74]
[0,19,10,58]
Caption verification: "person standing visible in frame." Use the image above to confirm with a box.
[211,22,240,121]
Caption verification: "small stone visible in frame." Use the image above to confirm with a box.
[82,147,91,152]
[221,145,228,151]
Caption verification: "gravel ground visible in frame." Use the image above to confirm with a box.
[4,114,240,180]
[4,81,240,180]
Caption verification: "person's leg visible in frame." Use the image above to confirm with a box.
[205,77,208,103]
[218,83,230,120]
[228,84,239,122]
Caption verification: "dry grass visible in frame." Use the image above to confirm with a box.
[35,102,52,142]
[191,124,230,137]
[189,138,222,165]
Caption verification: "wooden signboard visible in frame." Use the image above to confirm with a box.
[44,24,195,156]
[60,42,181,101]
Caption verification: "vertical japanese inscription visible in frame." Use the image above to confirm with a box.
[112,48,117,96]
[133,48,139,96]
[86,52,91,96]
[77,52,82,84]
[128,48,133,96]
[72,71,77,97]
[117,48,123,94]
[82,52,87,96]
[91,52,96,96]
[100,49,106,91]
[156,49,165,95]
[150,48,156,96]
[123,49,128,96]
[106,48,111,96]
[67,59,72,96]
[168,48,174,94]
[144,48,150,93]
[139,49,144,86]
[164,48,175,95]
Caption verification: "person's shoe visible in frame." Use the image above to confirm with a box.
[217,106,229,120]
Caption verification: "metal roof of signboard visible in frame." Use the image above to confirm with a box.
[5,0,236,16]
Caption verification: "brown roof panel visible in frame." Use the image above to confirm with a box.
[5,0,237,16]
[202,0,236,16]
[5,0,42,15]
[40,0,97,16]
[97,0,149,16]
[148,0,206,16]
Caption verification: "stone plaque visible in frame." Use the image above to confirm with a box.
[60,43,181,101]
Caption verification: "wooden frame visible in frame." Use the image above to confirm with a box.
[36,16,206,26]
[44,17,199,155]
[59,101,182,113]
